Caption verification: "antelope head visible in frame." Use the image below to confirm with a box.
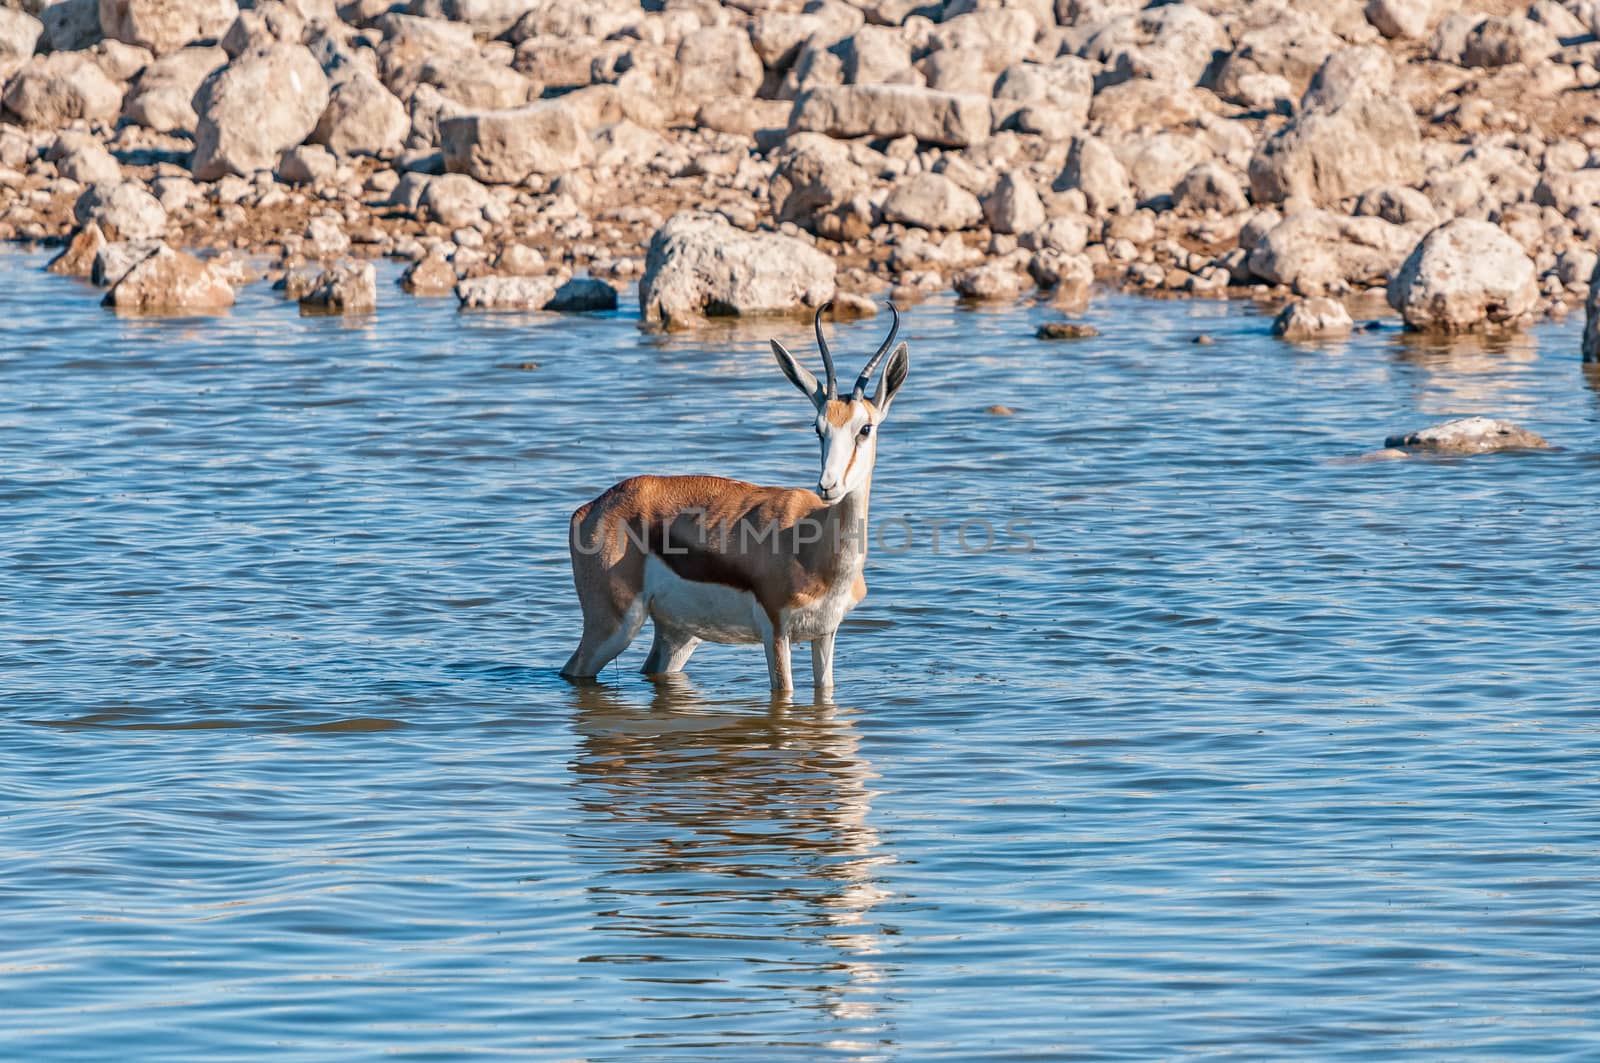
[771,302,910,505]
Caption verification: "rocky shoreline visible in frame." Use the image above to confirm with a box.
[2,0,1599,344]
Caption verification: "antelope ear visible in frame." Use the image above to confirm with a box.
[771,339,827,409]
[871,342,908,417]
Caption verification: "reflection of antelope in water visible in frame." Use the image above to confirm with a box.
[562,304,910,692]
[566,677,894,1033]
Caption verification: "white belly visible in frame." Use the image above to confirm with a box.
[784,580,860,642]
[641,556,861,645]
[642,555,763,644]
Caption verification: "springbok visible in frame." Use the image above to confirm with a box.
[562,303,909,692]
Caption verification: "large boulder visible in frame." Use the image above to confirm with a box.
[73,182,168,241]
[1054,135,1133,215]
[1460,16,1560,68]
[2,53,124,127]
[277,143,336,184]
[639,211,836,327]
[418,172,491,226]
[1248,208,1417,294]
[1113,133,1211,203]
[407,0,540,38]
[1248,53,1421,206]
[1532,169,1600,218]
[788,84,992,149]
[882,172,983,231]
[48,132,122,185]
[770,132,871,231]
[192,44,330,180]
[374,12,477,91]
[122,46,228,133]
[41,0,103,52]
[1386,220,1538,333]
[1354,185,1437,226]
[1213,15,1341,106]
[839,25,915,85]
[992,56,1095,129]
[413,55,538,111]
[1080,4,1226,87]
[220,2,306,58]
[1365,0,1442,39]
[0,8,44,60]
[920,47,993,96]
[102,245,236,313]
[676,26,763,98]
[1172,161,1249,215]
[749,5,861,72]
[440,102,588,184]
[98,0,238,56]
[312,70,409,157]
[983,170,1045,235]
[927,7,1038,72]
[1384,417,1548,455]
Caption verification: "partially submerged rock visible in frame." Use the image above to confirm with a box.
[456,275,558,310]
[48,223,108,278]
[1037,322,1099,339]
[1383,417,1549,455]
[401,252,456,295]
[300,260,377,314]
[92,239,165,287]
[102,245,236,313]
[545,278,618,313]
[953,262,1026,301]
[1386,220,1538,333]
[638,212,835,327]
[1273,297,1353,340]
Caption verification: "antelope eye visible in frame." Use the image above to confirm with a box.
[858,423,873,438]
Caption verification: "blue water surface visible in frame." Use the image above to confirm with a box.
[3,251,1598,1060]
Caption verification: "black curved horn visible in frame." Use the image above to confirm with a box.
[814,302,837,399]
[852,301,900,398]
